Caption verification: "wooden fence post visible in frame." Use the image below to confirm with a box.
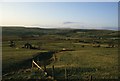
[52,65,55,79]
[65,67,67,79]
[32,59,34,68]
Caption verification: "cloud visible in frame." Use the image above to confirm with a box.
[62,21,93,29]
[101,27,118,30]
[29,22,118,30]
[63,22,80,24]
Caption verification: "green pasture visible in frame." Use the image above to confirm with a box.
[2,27,119,80]
[48,47,118,79]
[2,40,119,79]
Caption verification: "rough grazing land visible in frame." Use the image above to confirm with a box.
[2,27,119,80]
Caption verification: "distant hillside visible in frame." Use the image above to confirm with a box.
[2,27,120,44]
[2,26,118,35]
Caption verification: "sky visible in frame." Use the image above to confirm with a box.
[0,2,118,30]
[1,0,119,2]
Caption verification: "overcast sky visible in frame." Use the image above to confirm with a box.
[1,2,118,30]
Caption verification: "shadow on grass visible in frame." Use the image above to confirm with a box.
[2,51,55,75]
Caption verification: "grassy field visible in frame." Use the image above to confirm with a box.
[48,47,118,79]
[2,27,119,80]
[2,41,48,74]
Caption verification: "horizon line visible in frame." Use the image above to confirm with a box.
[0,25,119,31]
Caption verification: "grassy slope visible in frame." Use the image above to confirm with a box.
[2,41,47,74]
[2,27,119,79]
[52,48,118,67]
[46,47,118,79]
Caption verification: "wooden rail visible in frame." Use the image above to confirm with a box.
[32,60,47,75]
